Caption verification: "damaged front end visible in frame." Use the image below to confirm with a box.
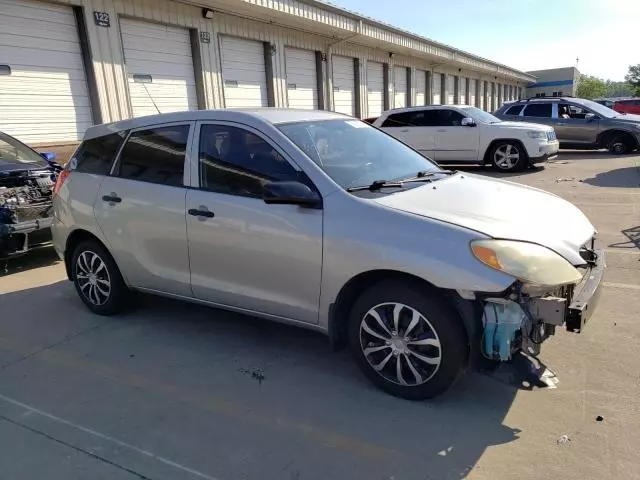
[0,168,58,259]
[479,239,605,362]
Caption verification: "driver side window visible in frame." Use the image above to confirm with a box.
[198,124,301,198]
[434,109,465,127]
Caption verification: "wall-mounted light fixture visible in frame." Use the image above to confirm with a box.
[388,52,395,59]
[202,8,214,19]
[0,65,11,76]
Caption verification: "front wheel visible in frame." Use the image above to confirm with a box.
[347,281,468,400]
[489,141,528,172]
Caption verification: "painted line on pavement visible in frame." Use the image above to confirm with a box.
[0,392,221,480]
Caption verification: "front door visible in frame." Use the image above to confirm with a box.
[554,103,601,144]
[185,122,323,324]
[432,109,480,162]
[94,123,193,296]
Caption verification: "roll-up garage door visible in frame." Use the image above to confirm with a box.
[366,61,384,117]
[446,75,455,104]
[432,73,441,105]
[220,36,268,109]
[285,47,317,110]
[121,18,197,118]
[479,81,485,110]
[470,80,477,108]
[394,66,407,109]
[0,0,92,144]
[332,55,355,116]
[459,77,467,105]
[415,70,426,106]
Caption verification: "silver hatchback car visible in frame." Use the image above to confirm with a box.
[52,109,605,400]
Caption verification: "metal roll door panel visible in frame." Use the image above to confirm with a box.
[432,73,441,104]
[0,0,92,143]
[121,18,198,117]
[285,47,317,110]
[332,55,355,116]
[459,77,467,104]
[393,66,407,108]
[220,36,268,109]
[446,75,455,104]
[366,61,384,117]
[415,69,426,106]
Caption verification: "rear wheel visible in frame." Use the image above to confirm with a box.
[489,141,528,172]
[608,134,633,154]
[348,281,468,400]
[72,241,131,315]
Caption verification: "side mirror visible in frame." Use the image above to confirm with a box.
[461,117,476,127]
[40,152,56,161]
[262,181,321,208]
[585,113,597,122]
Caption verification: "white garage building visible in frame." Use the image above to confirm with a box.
[0,0,535,147]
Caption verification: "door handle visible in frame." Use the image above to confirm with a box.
[400,129,410,133]
[188,207,215,219]
[436,129,447,133]
[102,193,122,204]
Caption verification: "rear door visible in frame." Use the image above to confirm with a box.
[555,102,600,144]
[520,102,555,128]
[432,109,479,162]
[94,122,193,296]
[380,111,435,158]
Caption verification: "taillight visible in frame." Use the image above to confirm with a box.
[53,169,71,195]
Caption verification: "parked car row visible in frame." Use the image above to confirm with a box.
[595,97,640,115]
[48,108,605,400]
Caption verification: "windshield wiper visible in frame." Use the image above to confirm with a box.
[346,179,405,192]
[400,170,456,182]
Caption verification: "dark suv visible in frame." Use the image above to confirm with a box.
[495,97,640,154]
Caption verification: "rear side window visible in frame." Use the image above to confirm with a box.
[381,112,414,127]
[72,132,126,175]
[505,104,524,115]
[115,125,189,187]
[523,103,552,118]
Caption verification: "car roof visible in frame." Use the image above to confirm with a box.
[383,105,472,115]
[83,109,348,140]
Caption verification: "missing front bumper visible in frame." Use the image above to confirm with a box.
[0,217,53,258]
[566,248,605,332]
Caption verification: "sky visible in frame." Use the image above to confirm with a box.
[330,0,639,81]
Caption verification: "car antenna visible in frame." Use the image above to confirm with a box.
[142,83,161,115]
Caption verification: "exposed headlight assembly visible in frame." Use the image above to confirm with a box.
[471,240,583,286]
[526,131,546,139]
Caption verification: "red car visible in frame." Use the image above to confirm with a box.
[613,98,640,114]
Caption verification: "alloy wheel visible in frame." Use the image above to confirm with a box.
[75,251,111,306]
[494,144,520,170]
[359,302,442,386]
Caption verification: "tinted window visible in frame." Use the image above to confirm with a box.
[381,112,414,127]
[523,103,552,118]
[72,132,126,175]
[435,109,465,126]
[199,124,301,198]
[410,110,441,126]
[505,105,524,115]
[116,125,189,187]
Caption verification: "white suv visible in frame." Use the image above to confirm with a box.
[371,105,559,172]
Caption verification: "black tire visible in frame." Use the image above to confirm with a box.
[488,141,528,172]
[347,281,468,400]
[71,240,131,315]
[608,134,632,155]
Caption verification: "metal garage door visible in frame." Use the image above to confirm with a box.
[470,79,476,108]
[285,47,317,110]
[479,81,485,110]
[121,18,198,117]
[332,55,355,116]
[0,0,92,144]
[446,75,455,104]
[366,61,384,117]
[415,70,426,106]
[394,66,407,109]
[221,36,268,109]
[432,73,441,104]
[459,77,467,104]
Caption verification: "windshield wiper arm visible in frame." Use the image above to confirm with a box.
[346,179,405,192]
[400,170,456,182]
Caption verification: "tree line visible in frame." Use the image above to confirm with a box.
[576,64,640,99]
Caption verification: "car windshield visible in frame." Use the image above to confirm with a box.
[570,98,617,118]
[278,119,441,189]
[0,132,47,166]
[458,106,502,124]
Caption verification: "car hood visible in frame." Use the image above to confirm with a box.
[374,173,594,265]
[612,113,640,124]
[494,121,554,132]
[0,161,49,174]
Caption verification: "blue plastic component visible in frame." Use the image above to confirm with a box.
[482,300,526,361]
